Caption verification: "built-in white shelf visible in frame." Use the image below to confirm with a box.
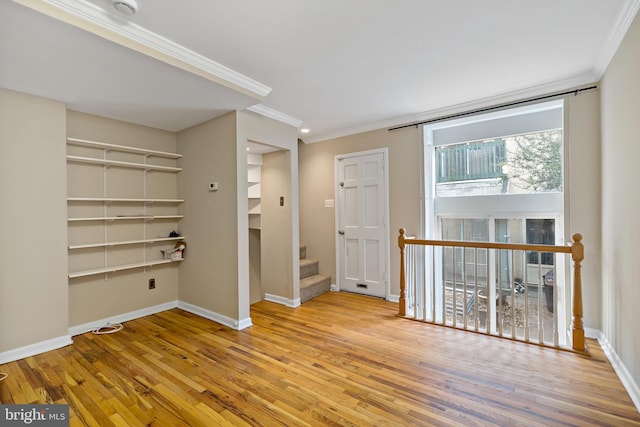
[67,137,182,159]
[247,152,262,230]
[67,197,184,203]
[67,137,184,280]
[67,155,182,172]
[68,258,183,279]
[68,215,183,222]
[69,236,185,250]
[248,215,261,230]
[248,198,261,215]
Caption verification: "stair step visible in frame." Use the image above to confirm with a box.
[299,258,319,279]
[300,274,331,303]
[299,245,306,260]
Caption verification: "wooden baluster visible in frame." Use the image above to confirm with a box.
[398,228,407,316]
[571,233,585,352]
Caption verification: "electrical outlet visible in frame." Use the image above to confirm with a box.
[148,278,155,289]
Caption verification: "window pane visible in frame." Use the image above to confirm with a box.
[441,218,488,241]
[504,130,563,194]
[434,130,562,197]
[526,219,555,265]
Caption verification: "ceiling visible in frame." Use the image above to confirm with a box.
[1,0,638,143]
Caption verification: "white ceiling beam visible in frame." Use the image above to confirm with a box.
[13,0,272,101]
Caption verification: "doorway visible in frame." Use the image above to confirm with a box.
[335,149,390,298]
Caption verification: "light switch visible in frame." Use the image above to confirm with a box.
[325,199,334,208]
[208,182,219,191]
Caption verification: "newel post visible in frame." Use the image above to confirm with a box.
[398,228,407,316]
[571,233,585,352]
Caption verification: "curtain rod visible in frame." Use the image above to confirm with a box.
[388,85,598,132]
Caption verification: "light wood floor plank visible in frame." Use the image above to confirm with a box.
[0,292,638,426]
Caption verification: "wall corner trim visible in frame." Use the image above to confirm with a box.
[599,333,640,412]
[177,301,249,330]
[0,335,73,365]
[237,317,253,330]
[264,293,300,308]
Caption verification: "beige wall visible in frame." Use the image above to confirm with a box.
[600,11,640,395]
[0,88,69,351]
[236,110,299,309]
[249,228,262,304]
[564,91,602,331]
[177,110,298,323]
[177,112,239,320]
[66,111,180,326]
[261,150,294,299]
[298,127,422,296]
[299,93,604,329]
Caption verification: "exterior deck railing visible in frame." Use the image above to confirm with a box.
[398,229,585,352]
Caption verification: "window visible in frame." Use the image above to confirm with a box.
[424,100,564,224]
[423,100,567,343]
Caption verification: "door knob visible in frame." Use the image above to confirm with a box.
[338,230,345,235]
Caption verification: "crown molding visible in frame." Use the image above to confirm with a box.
[13,0,271,100]
[303,71,598,144]
[593,0,640,78]
[247,104,303,128]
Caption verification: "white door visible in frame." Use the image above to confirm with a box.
[337,151,388,298]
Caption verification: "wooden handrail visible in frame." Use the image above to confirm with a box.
[398,228,586,352]
[401,237,572,253]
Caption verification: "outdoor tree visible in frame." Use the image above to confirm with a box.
[505,130,562,192]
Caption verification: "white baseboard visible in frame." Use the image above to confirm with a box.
[1,299,257,364]
[0,335,73,365]
[599,334,640,412]
[178,301,252,330]
[69,301,179,336]
[388,294,400,303]
[264,293,301,308]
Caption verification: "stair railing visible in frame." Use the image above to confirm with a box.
[398,229,585,352]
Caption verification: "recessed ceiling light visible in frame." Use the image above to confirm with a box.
[111,0,138,16]
[246,147,251,151]
[300,128,310,134]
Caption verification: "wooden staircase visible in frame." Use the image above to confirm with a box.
[300,245,331,303]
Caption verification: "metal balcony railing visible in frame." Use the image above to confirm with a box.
[435,139,506,183]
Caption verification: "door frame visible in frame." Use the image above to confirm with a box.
[334,148,391,299]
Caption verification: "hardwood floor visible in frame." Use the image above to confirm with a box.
[1,292,638,426]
